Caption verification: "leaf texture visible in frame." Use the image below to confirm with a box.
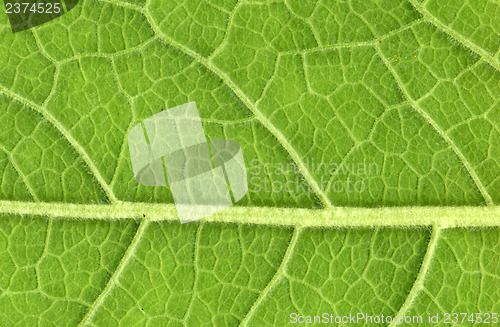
[0,0,498,325]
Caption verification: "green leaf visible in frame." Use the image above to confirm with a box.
[0,0,498,326]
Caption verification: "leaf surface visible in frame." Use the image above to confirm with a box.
[0,0,498,325]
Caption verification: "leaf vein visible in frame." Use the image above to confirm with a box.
[375,45,494,206]
[388,226,441,327]
[77,219,149,326]
[141,4,332,208]
[0,85,118,203]
[239,227,302,326]
[407,0,500,71]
